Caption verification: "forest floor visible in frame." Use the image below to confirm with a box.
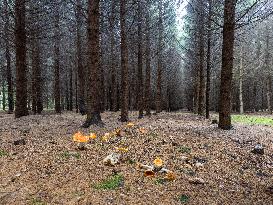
[0,111,272,205]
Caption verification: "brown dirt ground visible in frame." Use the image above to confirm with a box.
[0,111,272,205]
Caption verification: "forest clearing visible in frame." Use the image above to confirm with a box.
[0,111,272,204]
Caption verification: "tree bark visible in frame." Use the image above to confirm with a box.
[145,0,151,116]
[4,0,14,114]
[239,45,244,114]
[156,0,163,114]
[54,5,61,114]
[83,0,102,127]
[15,0,29,118]
[137,1,144,118]
[218,0,236,130]
[76,0,86,115]
[120,0,129,122]
[198,0,205,116]
[265,30,272,114]
[110,0,118,112]
[206,0,212,119]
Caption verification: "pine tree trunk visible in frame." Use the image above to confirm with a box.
[239,45,244,114]
[15,0,29,118]
[4,0,14,114]
[54,6,61,114]
[76,0,86,115]
[69,66,73,111]
[156,0,163,114]
[145,0,151,116]
[83,0,102,127]
[2,81,6,111]
[206,0,212,119]
[265,30,272,114]
[110,0,117,112]
[120,0,129,121]
[198,1,205,116]
[137,1,144,118]
[219,0,236,130]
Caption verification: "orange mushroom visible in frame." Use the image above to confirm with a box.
[144,170,155,177]
[89,133,97,139]
[153,157,163,168]
[73,132,89,143]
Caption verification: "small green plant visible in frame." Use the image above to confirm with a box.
[154,178,166,185]
[0,149,8,157]
[127,159,136,165]
[179,194,189,203]
[60,151,80,159]
[178,146,191,154]
[31,198,46,205]
[93,174,124,190]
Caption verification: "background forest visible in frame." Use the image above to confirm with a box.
[0,0,273,126]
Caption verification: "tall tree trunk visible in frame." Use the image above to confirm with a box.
[265,30,272,114]
[54,6,61,114]
[145,0,151,116]
[239,45,244,114]
[194,68,200,114]
[198,1,205,116]
[218,0,236,130]
[2,81,6,111]
[110,0,117,112]
[83,0,102,127]
[156,0,163,113]
[69,65,73,111]
[15,0,29,118]
[76,0,86,115]
[31,39,37,114]
[137,1,144,118]
[120,0,129,122]
[206,0,212,119]
[4,0,14,114]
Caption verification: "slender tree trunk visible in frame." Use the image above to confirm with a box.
[76,0,86,115]
[31,39,37,114]
[69,65,73,111]
[137,1,144,118]
[83,0,102,127]
[239,45,244,114]
[206,0,212,119]
[265,30,272,114]
[2,81,6,111]
[15,0,29,118]
[145,0,151,116]
[194,68,200,114]
[156,0,163,113]
[218,0,236,130]
[110,0,117,112]
[54,6,61,114]
[198,1,205,116]
[120,0,129,122]
[4,0,14,114]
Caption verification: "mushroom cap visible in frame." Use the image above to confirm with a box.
[73,132,89,143]
[153,157,163,167]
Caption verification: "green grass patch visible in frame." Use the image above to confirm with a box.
[232,115,273,126]
[0,149,8,157]
[60,151,81,159]
[178,146,191,154]
[30,198,46,205]
[93,174,124,190]
[154,178,167,185]
[179,194,190,203]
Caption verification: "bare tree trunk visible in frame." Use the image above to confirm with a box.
[15,0,29,118]
[69,65,73,111]
[76,0,86,115]
[265,30,272,114]
[219,0,236,130]
[2,81,6,111]
[198,1,205,116]
[194,68,200,114]
[156,0,163,114]
[110,0,118,112]
[83,0,102,127]
[145,0,151,116]
[239,45,244,114]
[54,5,61,114]
[4,0,14,114]
[137,1,144,118]
[206,0,212,119]
[120,0,129,122]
